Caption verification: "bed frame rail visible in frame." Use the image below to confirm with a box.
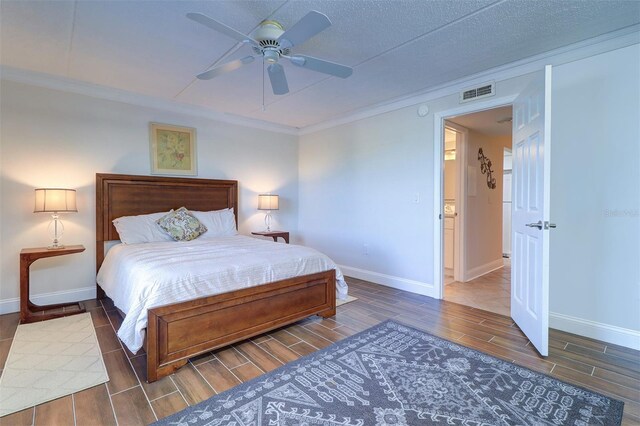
[147,270,336,382]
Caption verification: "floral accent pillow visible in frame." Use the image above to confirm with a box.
[156,207,207,241]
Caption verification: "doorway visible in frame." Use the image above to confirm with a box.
[441,106,513,316]
[433,67,553,356]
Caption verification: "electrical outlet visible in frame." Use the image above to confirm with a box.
[363,243,369,256]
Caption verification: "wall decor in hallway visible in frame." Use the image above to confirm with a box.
[478,148,497,189]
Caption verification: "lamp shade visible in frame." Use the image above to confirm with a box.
[257,194,279,211]
[34,188,78,213]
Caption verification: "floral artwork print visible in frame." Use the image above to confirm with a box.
[150,123,196,175]
[157,129,191,170]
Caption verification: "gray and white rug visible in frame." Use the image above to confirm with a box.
[156,320,623,425]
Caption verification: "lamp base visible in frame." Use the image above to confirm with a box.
[47,215,65,250]
[264,211,272,232]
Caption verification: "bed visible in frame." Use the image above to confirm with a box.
[96,173,341,382]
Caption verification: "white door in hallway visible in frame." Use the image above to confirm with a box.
[511,65,553,357]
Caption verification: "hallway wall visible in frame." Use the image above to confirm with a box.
[464,132,511,280]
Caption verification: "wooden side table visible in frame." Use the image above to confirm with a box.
[251,231,289,244]
[20,245,86,323]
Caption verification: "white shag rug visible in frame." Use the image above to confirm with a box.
[0,313,109,417]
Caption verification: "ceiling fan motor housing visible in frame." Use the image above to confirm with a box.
[187,10,353,96]
[252,20,290,58]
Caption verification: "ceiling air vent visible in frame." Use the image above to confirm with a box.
[460,82,495,103]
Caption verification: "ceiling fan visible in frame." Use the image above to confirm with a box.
[187,11,353,95]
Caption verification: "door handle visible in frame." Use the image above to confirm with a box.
[526,221,557,230]
[526,221,543,230]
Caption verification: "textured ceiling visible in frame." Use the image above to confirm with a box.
[2,1,639,129]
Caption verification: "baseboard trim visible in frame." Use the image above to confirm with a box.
[339,265,435,298]
[464,259,504,282]
[550,312,640,350]
[5,280,635,350]
[0,286,96,315]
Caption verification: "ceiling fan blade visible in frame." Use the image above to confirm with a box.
[289,55,352,78]
[187,12,259,46]
[277,11,331,49]
[197,56,255,80]
[267,63,289,95]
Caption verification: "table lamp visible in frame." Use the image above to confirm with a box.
[257,194,279,232]
[34,188,78,249]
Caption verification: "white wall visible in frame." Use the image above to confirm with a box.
[297,107,434,294]
[464,132,510,279]
[443,159,456,200]
[298,43,640,346]
[443,127,457,201]
[0,80,299,311]
[550,44,640,336]
[298,75,532,296]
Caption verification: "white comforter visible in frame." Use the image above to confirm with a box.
[97,235,348,353]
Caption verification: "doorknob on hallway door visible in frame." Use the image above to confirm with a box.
[526,221,543,230]
[526,220,557,230]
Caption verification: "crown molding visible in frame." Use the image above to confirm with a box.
[299,24,640,136]
[0,66,300,136]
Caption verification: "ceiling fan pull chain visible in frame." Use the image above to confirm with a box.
[262,60,266,112]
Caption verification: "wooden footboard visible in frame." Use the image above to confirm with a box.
[146,270,336,382]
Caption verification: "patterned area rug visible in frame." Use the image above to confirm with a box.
[0,313,109,417]
[156,320,623,425]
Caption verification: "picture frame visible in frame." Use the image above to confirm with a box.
[149,123,197,176]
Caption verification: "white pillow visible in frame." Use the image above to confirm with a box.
[192,208,238,238]
[113,211,175,244]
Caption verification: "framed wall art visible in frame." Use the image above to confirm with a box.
[149,123,197,176]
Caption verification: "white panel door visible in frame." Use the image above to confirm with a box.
[511,66,552,357]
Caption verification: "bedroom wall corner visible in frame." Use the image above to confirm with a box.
[0,80,299,313]
[296,73,532,300]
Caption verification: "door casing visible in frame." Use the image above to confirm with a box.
[432,94,517,299]
[443,121,468,283]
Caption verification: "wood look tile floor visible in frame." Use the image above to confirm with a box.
[1,277,638,425]
[445,259,511,316]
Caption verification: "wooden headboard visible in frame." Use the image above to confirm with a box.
[96,173,238,272]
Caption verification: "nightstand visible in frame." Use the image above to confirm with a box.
[251,231,289,244]
[20,245,86,323]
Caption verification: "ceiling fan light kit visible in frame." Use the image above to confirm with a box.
[187,10,353,96]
